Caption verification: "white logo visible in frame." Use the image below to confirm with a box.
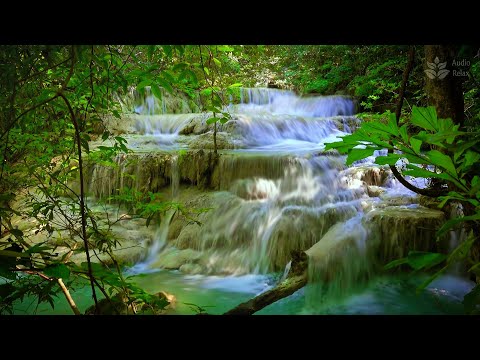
[425,57,449,80]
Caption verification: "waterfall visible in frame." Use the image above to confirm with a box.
[305,215,371,308]
[90,84,466,309]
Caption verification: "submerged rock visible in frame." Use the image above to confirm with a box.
[151,247,202,270]
[367,185,385,197]
[188,131,239,150]
[179,263,204,274]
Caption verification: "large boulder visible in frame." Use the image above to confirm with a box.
[188,131,239,150]
[150,247,202,270]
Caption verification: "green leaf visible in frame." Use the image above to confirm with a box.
[437,213,480,237]
[161,45,172,58]
[402,153,428,165]
[363,122,397,137]
[228,83,243,88]
[26,242,52,254]
[399,125,409,143]
[112,110,121,119]
[346,148,376,165]
[407,251,447,270]
[213,58,221,67]
[464,150,480,169]
[217,45,234,52]
[43,264,70,280]
[387,113,399,136]
[206,117,218,125]
[157,77,173,94]
[137,79,151,90]
[384,257,409,270]
[410,137,422,154]
[403,164,459,185]
[427,150,457,176]
[454,139,479,162]
[411,106,439,132]
[102,131,111,141]
[203,67,210,76]
[375,154,404,165]
[150,83,163,99]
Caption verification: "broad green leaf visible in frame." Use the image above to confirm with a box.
[399,125,409,143]
[453,139,479,162]
[437,213,480,237]
[137,79,151,90]
[43,264,70,280]
[411,106,438,132]
[410,137,422,154]
[157,78,173,94]
[206,117,218,125]
[403,164,463,189]
[26,242,52,254]
[102,131,110,141]
[150,83,163,99]
[403,153,428,165]
[228,83,243,88]
[375,154,404,165]
[346,148,376,165]
[464,150,480,169]
[363,122,397,137]
[387,113,399,136]
[427,150,457,176]
[203,67,210,76]
[213,58,221,67]
[407,251,447,270]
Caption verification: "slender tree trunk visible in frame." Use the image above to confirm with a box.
[424,45,465,126]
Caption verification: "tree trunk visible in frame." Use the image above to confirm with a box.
[424,45,465,126]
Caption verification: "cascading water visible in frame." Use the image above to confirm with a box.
[81,87,475,314]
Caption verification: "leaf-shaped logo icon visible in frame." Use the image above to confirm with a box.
[438,62,447,70]
[427,62,436,70]
[434,57,440,64]
[437,69,450,79]
[425,69,437,79]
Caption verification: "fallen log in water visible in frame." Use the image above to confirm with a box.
[224,251,308,315]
